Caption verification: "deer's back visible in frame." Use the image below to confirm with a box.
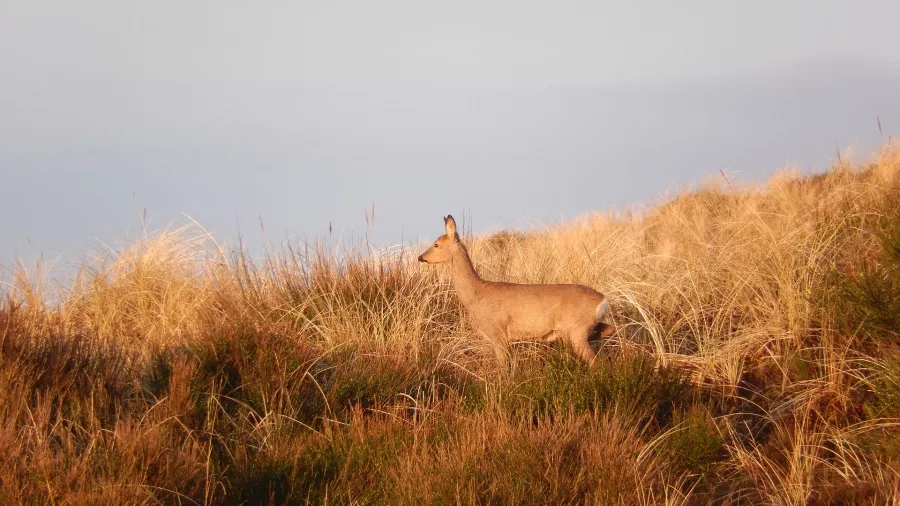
[468,280,606,338]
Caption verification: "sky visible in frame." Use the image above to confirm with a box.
[2,0,900,272]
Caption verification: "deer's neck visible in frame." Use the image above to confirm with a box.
[449,243,483,307]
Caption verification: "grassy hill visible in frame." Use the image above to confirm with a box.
[2,144,899,505]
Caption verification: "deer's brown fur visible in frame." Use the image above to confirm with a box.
[418,215,613,367]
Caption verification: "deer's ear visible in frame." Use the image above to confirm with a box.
[444,215,457,238]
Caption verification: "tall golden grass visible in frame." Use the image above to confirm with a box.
[1,143,899,504]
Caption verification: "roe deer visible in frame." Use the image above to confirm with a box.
[418,215,613,368]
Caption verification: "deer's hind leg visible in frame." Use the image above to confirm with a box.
[589,322,617,342]
[569,325,598,368]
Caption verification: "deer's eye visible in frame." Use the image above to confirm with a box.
[434,243,440,248]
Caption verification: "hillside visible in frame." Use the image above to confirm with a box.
[2,144,899,505]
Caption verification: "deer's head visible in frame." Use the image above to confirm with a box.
[418,215,460,264]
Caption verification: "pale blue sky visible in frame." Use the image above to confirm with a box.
[2,0,899,268]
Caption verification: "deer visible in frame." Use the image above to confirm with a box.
[418,215,614,368]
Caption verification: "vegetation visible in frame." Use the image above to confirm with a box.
[1,143,899,504]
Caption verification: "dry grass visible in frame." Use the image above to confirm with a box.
[2,143,900,505]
